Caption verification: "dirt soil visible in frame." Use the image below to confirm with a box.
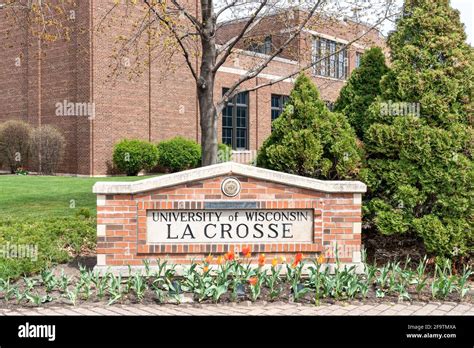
[0,255,471,310]
[363,230,473,274]
[1,281,472,310]
[363,230,427,265]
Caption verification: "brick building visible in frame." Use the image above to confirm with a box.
[0,2,386,176]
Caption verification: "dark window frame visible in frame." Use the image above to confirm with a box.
[222,88,250,150]
[312,36,348,80]
[355,51,363,68]
[247,35,272,55]
[271,94,289,127]
[325,100,335,111]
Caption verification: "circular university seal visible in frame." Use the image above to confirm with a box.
[221,177,241,197]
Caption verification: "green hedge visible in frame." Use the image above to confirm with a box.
[157,137,201,172]
[113,139,159,176]
[0,217,96,280]
[257,73,361,180]
[334,47,388,139]
[360,0,474,259]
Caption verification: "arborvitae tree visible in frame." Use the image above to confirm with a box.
[334,47,389,138]
[361,0,474,258]
[257,73,361,179]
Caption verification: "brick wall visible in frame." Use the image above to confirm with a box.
[0,2,92,175]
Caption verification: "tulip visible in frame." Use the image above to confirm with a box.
[258,254,265,267]
[292,253,303,267]
[225,251,235,261]
[248,277,258,286]
[241,246,251,258]
[205,254,213,264]
[203,266,209,273]
[271,258,278,267]
[317,254,325,264]
[217,256,224,265]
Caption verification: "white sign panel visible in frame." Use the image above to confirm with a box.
[146,209,314,244]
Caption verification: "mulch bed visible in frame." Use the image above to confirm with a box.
[0,285,472,309]
[0,258,471,310]
[0,232,472,309]
[363,230,473,274]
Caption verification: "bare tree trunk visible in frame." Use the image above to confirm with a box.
[198,0,218,166]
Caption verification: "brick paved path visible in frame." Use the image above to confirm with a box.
[0,301,473,316]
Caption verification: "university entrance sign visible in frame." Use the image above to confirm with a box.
[93,162,366,273]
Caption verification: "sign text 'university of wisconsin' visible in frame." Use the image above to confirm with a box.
[147,209,314,243]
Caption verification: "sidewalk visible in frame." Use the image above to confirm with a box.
[1,301,472,316]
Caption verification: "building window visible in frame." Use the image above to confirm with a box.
[312,36,348,80]
[247,36,272,55]
[222,89,249,150]
[325,100,335,111]
[271,94,289,125]
[329,41,336,78]
[355,52,363,68]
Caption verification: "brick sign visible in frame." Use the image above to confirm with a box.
[147,209,314,244]
[93,162,366,273]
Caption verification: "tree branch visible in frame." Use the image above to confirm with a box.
[241,6,398,94]
[217,0,324,109]
[169,0,203,33]
[143,0,198,81]
[215,0,239,19]
[213,0,268,73]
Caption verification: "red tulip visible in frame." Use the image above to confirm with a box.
[258,253,265,267]
[241,246,251,258]
[225,251,235,261]
[292,253,303,267]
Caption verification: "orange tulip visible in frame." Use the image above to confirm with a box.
[205,254,213,264]
[203,266,209,273]
[292,253,303,267]
[225,251,235,261]
[241,246,251,258]
[258,253,265,267]
[248,277,258,286]
[271,257,278,267]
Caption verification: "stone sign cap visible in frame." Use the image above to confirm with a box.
[93,162,367,194]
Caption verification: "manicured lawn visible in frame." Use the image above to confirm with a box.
[0,175,156,219]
